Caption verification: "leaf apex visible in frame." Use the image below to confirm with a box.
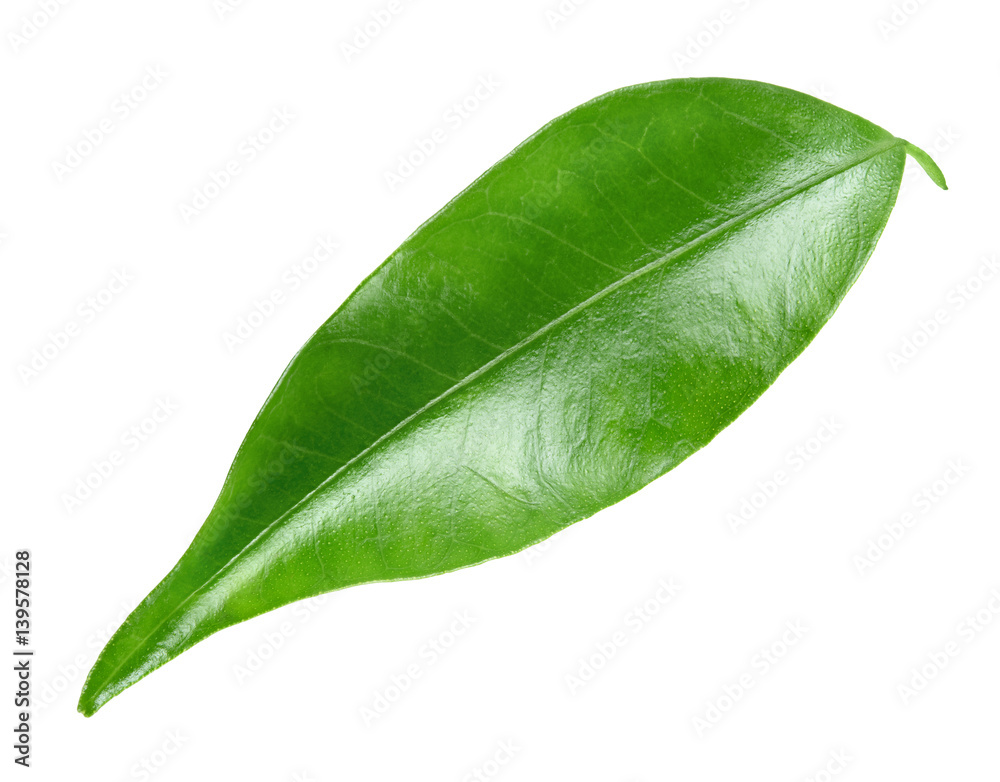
[77,689,99,718]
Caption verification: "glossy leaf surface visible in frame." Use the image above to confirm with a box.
[79,78,945,716]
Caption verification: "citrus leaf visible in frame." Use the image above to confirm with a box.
[79,78,945,716]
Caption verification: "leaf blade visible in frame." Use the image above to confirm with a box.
[79,78,939,716]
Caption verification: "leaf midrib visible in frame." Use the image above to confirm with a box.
[89,136,905,699]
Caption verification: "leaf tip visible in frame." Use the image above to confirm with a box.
[77,656,122,717]
[902,141,948,190]
[77,680,105,718]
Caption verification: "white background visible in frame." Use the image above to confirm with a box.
[2,0,997,779]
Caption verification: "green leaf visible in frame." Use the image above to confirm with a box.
[79,77,945,716]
